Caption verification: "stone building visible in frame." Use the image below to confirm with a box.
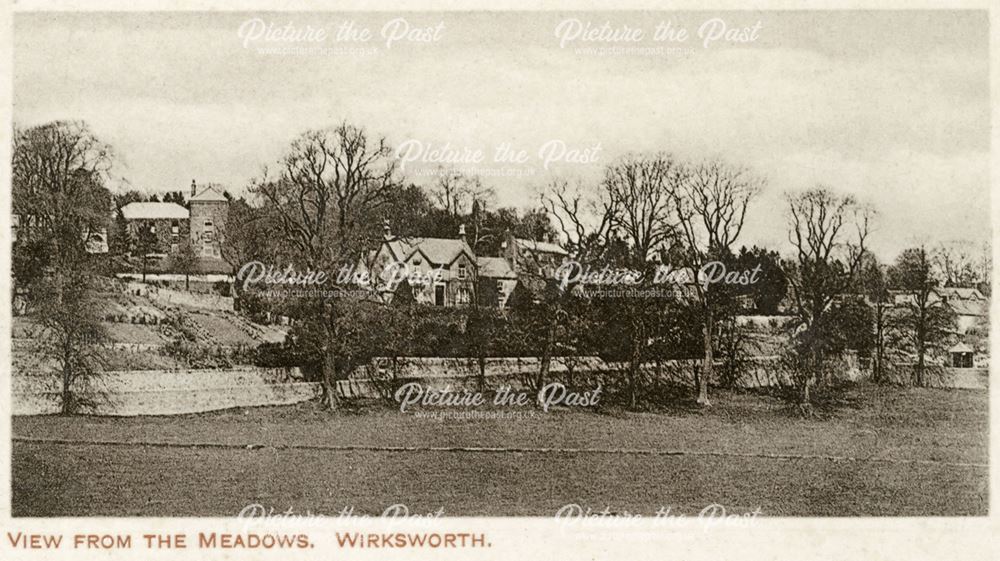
[117,180,229,271]
[364,224,565,308]
[119,202,191,255]
[187,181,228,259]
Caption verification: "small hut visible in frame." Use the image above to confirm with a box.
[948,342,974,368]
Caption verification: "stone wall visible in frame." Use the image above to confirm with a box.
[13,367,318,416]
[341,356,794,399]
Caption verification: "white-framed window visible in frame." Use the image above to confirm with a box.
[458,264,467,280]
[457,287,470,305]
[171,220,180,236]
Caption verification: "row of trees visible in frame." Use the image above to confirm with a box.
[12,120,987,413]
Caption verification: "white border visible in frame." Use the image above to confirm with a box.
[0,1,996,560]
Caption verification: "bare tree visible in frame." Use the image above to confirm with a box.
[431,167,495,218]
[932,241,984,289]
[253,122,399,269]
[674,160,762,406]
[12,121,113,413]
[541,153,685,409]
[529,177,617,397]
[785,187,872,408]
[890,246,956,386]
[251,122,401,407]
[603,153,682,263]
[858,251,892,383]
[173,238,199,291]
[541,177,617,266]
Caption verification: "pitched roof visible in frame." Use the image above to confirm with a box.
[515,238,567,256]
[385,237,475,266]
[478,256,516,279]
[120,202,189,220]
[948,299,986,317]
[938,287,985,300]
[949,342,974,353]
[189,185,228,202]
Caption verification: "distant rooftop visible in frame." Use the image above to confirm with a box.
[120,202,189,220]
[949,342,974,354]
[189,184,228,203]
[515,237,567,256]
[478,256,516,279]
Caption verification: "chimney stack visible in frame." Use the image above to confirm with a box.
[458,224,467,243]
[382,219,392,240]
[190,179,197,197]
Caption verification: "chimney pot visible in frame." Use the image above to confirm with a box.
[190,179,197,197]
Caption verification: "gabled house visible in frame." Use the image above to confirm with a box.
[889,286,988,334]
[365,224,558,308]
[368,224,479,306]
[501,232,568,279]
[477,256,518,307]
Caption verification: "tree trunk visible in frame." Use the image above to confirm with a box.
[320,350,343,409]
[60,343,73,415]
[477,355,486,394]
[915,338,925,388]
[873,307,884,383]
[629,332,641,410]
[536,315,556,394]
[697,310,713,407]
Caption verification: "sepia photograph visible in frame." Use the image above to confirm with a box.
[6,6,991,535]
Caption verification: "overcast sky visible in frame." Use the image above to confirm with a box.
[14,10,989,259]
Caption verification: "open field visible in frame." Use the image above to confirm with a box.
[12,384,988,517]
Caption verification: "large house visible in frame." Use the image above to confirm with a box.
[118,180,229,270]
[365,225,564,308]
[890,286,988,334]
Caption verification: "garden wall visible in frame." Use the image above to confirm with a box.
[13,367,319,416]
[338,356,800,399]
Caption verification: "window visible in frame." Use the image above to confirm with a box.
[458,264,467,280]
[203,231,214,242]
[149,225,156,234]
[171,220,180,236]
[457,288,470,305]
[170,243,178,252]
